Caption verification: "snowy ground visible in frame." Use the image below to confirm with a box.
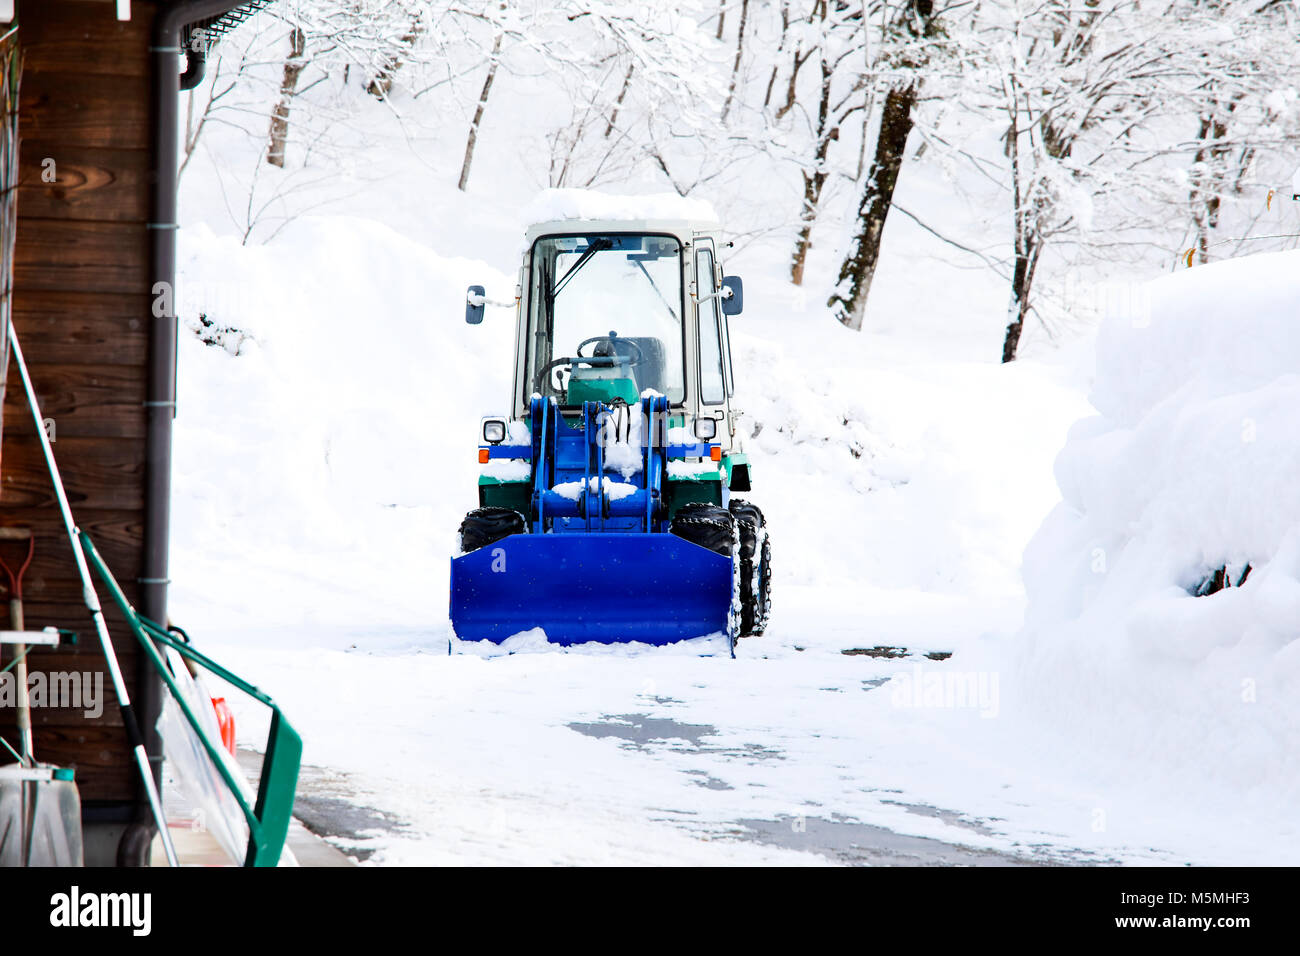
[161,76,1300,866]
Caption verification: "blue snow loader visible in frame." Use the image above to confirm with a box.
[450,215,771,655]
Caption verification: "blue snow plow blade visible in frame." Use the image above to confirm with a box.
[450,533,733,647]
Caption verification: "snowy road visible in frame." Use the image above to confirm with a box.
[200,584,1173,867]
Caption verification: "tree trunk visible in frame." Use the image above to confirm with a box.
[1000,70,1038,365]
[827,0,933,327]
[720,0,750,122]
[266,26,306,169]
[458,31,503,192]
[789,50,835,286]
[1188,107,1232,264]
[827,85,917,328]
[1001,238,1038,363]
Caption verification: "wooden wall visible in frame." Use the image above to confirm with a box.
[0,0,159,810]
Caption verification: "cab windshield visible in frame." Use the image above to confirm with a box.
[524,233,685,408]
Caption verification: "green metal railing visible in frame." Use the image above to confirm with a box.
[81,532,302,867]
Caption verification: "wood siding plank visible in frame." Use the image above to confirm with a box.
[15,1,155,78]
[11,291,149,365]
[3,362,147,439]
[19,71,151,151]
[19,145,150,223]
[14,219,149,295]
[0,437,145,511]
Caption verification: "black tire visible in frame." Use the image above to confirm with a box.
[669,503,735,557]
[729,500,771,637]
[670,503,742,651]
[458,507,527,553]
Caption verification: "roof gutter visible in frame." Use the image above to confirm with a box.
[180,41,206,91]
[123,0,265,867]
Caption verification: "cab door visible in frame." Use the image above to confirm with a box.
[693,238,732,446]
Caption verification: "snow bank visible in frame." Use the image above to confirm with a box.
[1093,249,1300,425]
[1012,250,1300,813]
[171,217,517,628]
[521,188,718,228]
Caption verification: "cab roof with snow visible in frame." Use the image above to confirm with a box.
[524,219,723,247]
[520,189,722,244]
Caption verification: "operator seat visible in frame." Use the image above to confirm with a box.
[610,336,666,394]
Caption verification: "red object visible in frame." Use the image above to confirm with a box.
[211,697,237,758]
[0,530,35,601]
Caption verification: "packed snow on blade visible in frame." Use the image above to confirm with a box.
[450,210,772,654]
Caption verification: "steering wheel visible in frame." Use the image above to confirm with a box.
[535,336,645,395]
[576,335,644,370]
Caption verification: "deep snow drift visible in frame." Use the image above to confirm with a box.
[1010,251,1300,837]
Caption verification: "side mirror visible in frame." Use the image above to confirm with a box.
[465,285,486,325]
[720,276,743,316]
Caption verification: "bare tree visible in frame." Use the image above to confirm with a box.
[366,19,424,98]
[541,2,720,192]
[1173,0,1299,265]
[180,51,244,182]
[788,1,870,286]
[458,26,502,191]
[720,0,750,122]
[829,0,940,324]
[267,25,306,168]
[604,62,635,138]
[918,0,1171,360]
[762,1,791,110]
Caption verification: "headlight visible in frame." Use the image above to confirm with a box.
[694,417,717,440]
[482,419,507,444]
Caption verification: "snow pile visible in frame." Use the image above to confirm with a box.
[521,188,718,228]
[449,628,728,658]
[602,440,643,479]
[171,216,517,628]
[480,458,531,481]
[600,406,645,478]
[1013,250,1300,810]
[728,293,1090,595]
[551,477,638,501]
[667,460,722,479]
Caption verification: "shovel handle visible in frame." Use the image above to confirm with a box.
[0,528,34,598]
[10,597,32,764]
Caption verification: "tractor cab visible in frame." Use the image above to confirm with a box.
[468,217,745,460]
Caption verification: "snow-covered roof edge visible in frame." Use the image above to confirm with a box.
[520,188,720,231]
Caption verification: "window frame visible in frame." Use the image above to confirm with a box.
[694,241,727,407]
[521,231,688,411]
